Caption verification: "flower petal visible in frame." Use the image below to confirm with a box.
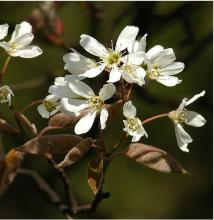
[11,21,32,42]
[123,101,136,118]
[60,98,88,113]
[63,50,87,62]
[80,34,107,57]
[0,24,9,40]
[153,48,176,67]
[69,79,94,98]
[185,90,205,106]
[99,83,116,100]
[80,64,105,78]
[185,110,206,127]
[159,62,185,75]
[146,45,164,60]
[75,111,97,134]
[137,34,147,52]
[125,51,145,65]
[10,45,42,58]
[14,33,34,48]
[107,66,121,83]
[175,123,192,152]
[0,42,10,52]
[157,76,182,87]
[131,134,142,142]
[115,26,139,52]
[100,107,109,129]
[37,104,50,119]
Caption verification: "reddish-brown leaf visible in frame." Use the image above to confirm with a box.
[57,138,93,168]
[124,143,187,174]
[88,158,103,194]
[0,149,25,195]
[17,134,84,155]
[0,119,19,135]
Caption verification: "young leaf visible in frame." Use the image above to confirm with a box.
[57,138,93,168]
[88,158,103,195]
[0,149,25,195]
[124,143,187,174]
[17,134,84,155]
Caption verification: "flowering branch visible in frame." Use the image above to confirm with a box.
[142,113,169,125]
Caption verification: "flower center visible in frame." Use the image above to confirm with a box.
[127,118,140,132]
[0,88,9,101]
[104,49,121,67]
[87,96,104,111]
[123,64,134,75]
[43,100,59,112]
[169,110,187,124]
[148,66,160,79]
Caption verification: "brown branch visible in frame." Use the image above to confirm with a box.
[0,55,11,83]
[17,168,73,219]
[46,155,78,214]
[20,100,43,113]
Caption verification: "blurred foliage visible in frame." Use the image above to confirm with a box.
[0,1,212,219]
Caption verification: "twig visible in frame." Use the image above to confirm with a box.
[142,113,168,125]
[17,168,73,219]
[20,100,43,113]
[46,156,78,214]
[0,55,11,83]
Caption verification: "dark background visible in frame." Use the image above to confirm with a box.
[0,1,212,218]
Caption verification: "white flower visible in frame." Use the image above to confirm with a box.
[0,85,14,106]
[74,26,145,83]
[60,80,116,134]
[0,21,42,58]
[123,101,148,142]
[37,95,60,118]
[134,34,184,87]
[168,90,206,152]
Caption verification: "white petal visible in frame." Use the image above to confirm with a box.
[37,104,50,118]
[0,24,9,40]
[54,77,66,85]
[14,33,34,48]
[63,51,87,62]
[123,101,136,118]
[125,51,145,65]
[10,45,42,58]
[115,26,139,52]
[177,98,188,114]
[146,45,164,60]
[0,42,10,52]
[107,66,121,83]
[185,90,205,106]
[80,64,105,78]
[100,108,109,129]
[153,48,175,67]
[64,74,85,81]
[99,83,116,100]
[68,80,94,98]
[137,34,147,52]
[48,85,78,99]
[60,98,88,113]
[75,111,96,134]
[45,94,59,102]
[11,21,32,42]
[80,34,107,57]
[185,110,206,127]
[159,62,185,75]
[157,76,182,87]
[175,123,193,152]
[131,134,142,142]
[138,122,148,138]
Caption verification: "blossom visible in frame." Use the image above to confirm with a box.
[64,26,145,83]
[168,91,206,152]
[134,34,184,87]
[0,24,9,40]
[60,80,116,134]
[0,85,14,106]
[37,95,60,118]
[0,21,42,58]
[123,101,148,142]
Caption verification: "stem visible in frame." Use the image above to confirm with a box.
[20,100,43,113]
[0,55,11,83]
[47,156,78,214]
[142,113,168,125]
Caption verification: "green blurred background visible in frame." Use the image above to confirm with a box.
[0,1,212,218]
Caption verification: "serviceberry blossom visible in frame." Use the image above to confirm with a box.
[0,85,14,106]
[37,95,60,118]
[123,101,148,142]
[134,34,184,87]
[60,80,116,134]
[64,26,145,84]
[168,91,206,152]
[0,21,42,58]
